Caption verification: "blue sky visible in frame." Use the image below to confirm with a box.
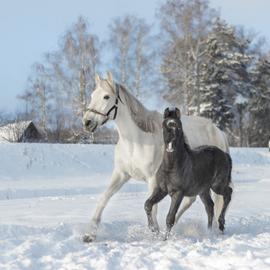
[0,0,270,113]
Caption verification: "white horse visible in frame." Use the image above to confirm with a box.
[82,72,229,242]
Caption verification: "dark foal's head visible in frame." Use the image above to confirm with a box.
[163,107,183,153]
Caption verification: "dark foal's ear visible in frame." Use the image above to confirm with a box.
[164,107,170,119]
[175,107,181,119]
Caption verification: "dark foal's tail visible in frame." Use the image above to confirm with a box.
[227,153,234,194]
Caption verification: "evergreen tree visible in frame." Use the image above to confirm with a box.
[249,57,270,146]
[199,81,233,130]
[199,19,252,134]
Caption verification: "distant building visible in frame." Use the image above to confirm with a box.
[0,121,43,143]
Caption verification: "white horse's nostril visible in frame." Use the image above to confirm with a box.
[84,120,91,127]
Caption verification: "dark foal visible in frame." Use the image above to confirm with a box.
[144,108,233,239]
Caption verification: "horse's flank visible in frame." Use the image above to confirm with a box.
[116,84,228,152]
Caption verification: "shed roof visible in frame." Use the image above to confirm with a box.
[0,121,33,142]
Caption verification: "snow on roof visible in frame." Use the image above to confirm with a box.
[0,121,32,142]
[235,94,248,105]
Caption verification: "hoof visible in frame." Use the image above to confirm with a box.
[218,217,225,232]
[151,226,159,233]
[83,234,95,243]
[149,225,159,234]
[164,230,170,241]
[219,224,224,232]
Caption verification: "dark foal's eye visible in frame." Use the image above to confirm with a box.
[103,95,110,100]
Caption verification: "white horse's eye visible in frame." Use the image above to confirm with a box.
[104,95,110,100]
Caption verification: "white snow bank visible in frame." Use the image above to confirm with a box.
[0,143,114,179]
[0,144,270,269]
[230,147,270,165]
[0,143,115,200]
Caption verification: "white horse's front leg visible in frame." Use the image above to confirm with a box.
[83,170,130,243]
[174,196,196,224]
[148,177,160,232]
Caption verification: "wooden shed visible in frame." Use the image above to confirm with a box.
[0,121,43,143]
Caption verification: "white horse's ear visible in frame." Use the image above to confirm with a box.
[95,74,101,85]
[107,71,114,86]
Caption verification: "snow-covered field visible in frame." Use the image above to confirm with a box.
[0,143,270,270]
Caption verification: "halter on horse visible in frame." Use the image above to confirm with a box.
[85,83,123,127]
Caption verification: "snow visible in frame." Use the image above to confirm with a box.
[235,94,248,105]
[1,143,270,269]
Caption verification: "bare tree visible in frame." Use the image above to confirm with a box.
[158,0,217,114]
[60,16,100,117]
[19,62,51,131]
[18,16,100,141]
[108,15,154,99]
[0,110,10,126]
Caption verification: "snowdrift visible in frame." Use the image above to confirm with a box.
[0,143,270,269]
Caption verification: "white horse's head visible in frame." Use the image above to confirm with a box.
[83,72,120,132]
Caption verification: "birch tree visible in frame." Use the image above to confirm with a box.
[19,62,51,131]
[108,15,154,99]
[59,16,100,118]
[158,0,217,113]
[19,16,100,141]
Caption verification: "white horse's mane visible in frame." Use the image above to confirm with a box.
[117,84,162,133]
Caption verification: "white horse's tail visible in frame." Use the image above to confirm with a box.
[222,131,230,154]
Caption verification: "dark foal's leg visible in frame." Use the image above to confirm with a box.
[165,190,184,240]
[200,190,214,229]
[144,187,167,232]
[218,186,233,232]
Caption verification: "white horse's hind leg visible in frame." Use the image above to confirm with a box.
[211,190,224,223]
[174,196,196,224]
[83,170,130,243]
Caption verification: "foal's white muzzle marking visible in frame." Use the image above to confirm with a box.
[166,119,177,152]
[167,119,176,126]
[166,142,174,152]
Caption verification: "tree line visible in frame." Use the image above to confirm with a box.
[13,0,270,146]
